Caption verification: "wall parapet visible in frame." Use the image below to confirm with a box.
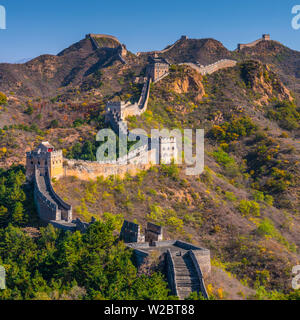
[166,249,178,296]
[188,250,209,299]
[175,240,209,252]
[46,172,72,212]
[136,35,187,56]
[87,33,121,45]
[64,157,153,181]
[180,59,237,76]
[33,166,72,223]
[34,167,60,221]
[237,34,271,51]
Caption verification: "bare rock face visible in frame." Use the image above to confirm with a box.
[25,55,61,79]
[165,66,205,102]
[240,60,293,106]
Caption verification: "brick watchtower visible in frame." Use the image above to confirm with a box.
[146,56,170,82]
[26,141,63,181]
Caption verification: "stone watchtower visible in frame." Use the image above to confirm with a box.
[26,142,63,181]
[146,56,170,82]
[262,34,270,41]
[120,221,145,243]
[159,137,178,164]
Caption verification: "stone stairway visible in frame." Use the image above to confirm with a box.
[172,252,201,299]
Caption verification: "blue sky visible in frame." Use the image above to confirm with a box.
[0,0,299,63]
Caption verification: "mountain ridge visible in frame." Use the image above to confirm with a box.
[1,34,299,98]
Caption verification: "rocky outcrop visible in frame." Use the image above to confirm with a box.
[240,60,293,105]
[170,69,205,102]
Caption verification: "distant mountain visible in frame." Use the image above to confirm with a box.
[232,40,300,100]
[0,34,300,298]
[0,34,300,100]
[160,38,232,65]
[14,58,33,64]
[0,36,127,97]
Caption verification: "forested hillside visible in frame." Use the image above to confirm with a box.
[0,35,300,300]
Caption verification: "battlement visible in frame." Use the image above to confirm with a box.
[159,136,178,165]
[180,59,237,76]
[26,142,63,181]
[136,35,188,57]
[120,220,145,243]
[34,166,72,223]
[106,101,128,111]
[27,149,62,158]
[146,56,170,82]
[123,220,211,299]
[159,136,176,143]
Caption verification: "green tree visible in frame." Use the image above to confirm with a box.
[0,92,7,105]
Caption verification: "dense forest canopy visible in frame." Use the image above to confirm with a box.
[0,218,172,300]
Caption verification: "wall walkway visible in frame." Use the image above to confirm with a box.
[34,167,72,222]
[180,59,237,76]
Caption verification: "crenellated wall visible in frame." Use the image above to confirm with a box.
[106,77,152,126]
[34,167,72,222]
[136,35,188,56]
[64,151,155,181]
[237,34,271,51]
[126,238,211,300]
[86,33,121,46]
[180,59,237,76]
[26,148,63,181]
[34,167,61,222]
[188,250,209,299]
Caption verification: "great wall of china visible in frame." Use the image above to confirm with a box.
[26,50,177,227]
[237,34,271,51]
[136,35,188,57]
[180,59,237,75]
[26,140,210,299]
[121,221,210,299]
[87,34,127,64]
[24,33,273,299]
